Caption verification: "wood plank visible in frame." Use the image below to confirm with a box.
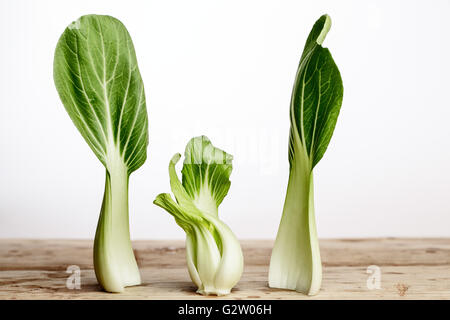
[0,239,449,299]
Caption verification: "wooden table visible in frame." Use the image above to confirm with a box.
[0,239,449,299]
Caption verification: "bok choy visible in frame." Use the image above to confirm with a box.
[53,15,148,293]
[269,14,343,295]
[154,136,243,296]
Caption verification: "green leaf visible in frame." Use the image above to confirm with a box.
[181,136,233,217]
[289,14,343,169]
[53,14,148,173]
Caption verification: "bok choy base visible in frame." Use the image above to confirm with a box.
[154,136,243,296]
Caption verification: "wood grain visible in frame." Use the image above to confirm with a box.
[0,239,449,299]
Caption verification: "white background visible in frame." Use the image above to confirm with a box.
[1,0,449,239]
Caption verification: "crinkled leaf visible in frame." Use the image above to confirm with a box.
[181,136,233,216]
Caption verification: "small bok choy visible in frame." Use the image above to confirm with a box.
[154,136,243,296]
[53,15,148,292]
[269,14,344,295]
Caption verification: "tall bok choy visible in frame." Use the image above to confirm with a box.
[269,14,343,295]
[53,15,148,293]
[154,136,243,296]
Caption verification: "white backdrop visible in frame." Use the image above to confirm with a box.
[1,0,449,239]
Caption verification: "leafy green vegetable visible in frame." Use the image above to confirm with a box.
[154,136,243,296]
[53,14,148,293]
[269,14,343,295]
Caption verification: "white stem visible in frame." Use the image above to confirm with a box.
[269,160,322,295]
[93,165,141,293]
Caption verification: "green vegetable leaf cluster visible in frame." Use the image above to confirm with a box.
[154,136,243,296]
